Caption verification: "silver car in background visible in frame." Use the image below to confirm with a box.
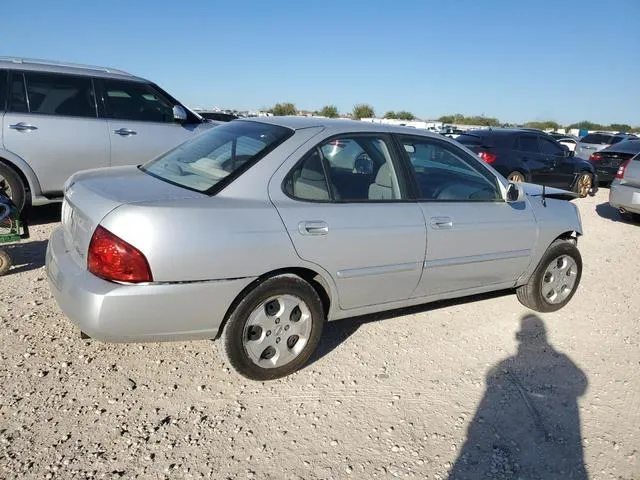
[609,152,640,222]
[46,117,585,380]
[0,57,216,211]
[575,132,632,160]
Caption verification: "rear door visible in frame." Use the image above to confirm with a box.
[99,79,202,166]
[515,134,550,184]
[396,134,537,297]
[2,71,109,195]
[270,133,427,310]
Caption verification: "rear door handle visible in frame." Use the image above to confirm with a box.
[114,128,137,136]
[9,122,38,132]
[299,221,329,235]
[430,216,453,229]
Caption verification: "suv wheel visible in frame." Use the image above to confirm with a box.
[574,172,592,198]
[0,163,27,212]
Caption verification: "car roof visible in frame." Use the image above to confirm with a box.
[239,116,446,138]
[0,57,147,82]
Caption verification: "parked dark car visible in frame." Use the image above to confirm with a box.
[589,138,640,184]
[455,129,597,197]
[198,111,239,122]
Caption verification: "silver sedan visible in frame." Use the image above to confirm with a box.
[46,117,585,380]
[609,152,640,222]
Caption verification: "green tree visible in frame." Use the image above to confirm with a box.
[567,120,604,131]
[384,111,397,119]
[318,105,339,118]
[271,102,297,116]
[609,123,632,133]
[396,111,415,120]
[352,104,375,120]
[438,115,455,124]
[524,120,561,131]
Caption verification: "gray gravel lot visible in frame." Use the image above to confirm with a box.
[1,189,638,479]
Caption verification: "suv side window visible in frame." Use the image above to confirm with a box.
[9,73,28,113]
[103,79,174,123]
[21,72,97,118]
[0,70,6,111]
[517,135,540,153]
[398,135,501,202]
[539,137,563,156]
[285,136,403,201]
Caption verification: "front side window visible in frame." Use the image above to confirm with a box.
[539,137,563,155]
[399,135,501,202]
[0,70,6,111]
[103,80,174,123]
[517,135,540,153]
[22,72,96,118]
[285,136,403,202]
[142,121,292,193]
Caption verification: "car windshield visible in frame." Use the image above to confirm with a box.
[141,121,292,193]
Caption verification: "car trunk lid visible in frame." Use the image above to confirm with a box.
[62,166,204,267]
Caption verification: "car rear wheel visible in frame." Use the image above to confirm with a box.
[620,211,640,223]
[507,171,525,183]
[574,172,592,198]
[516,239,582,312]
[0,163,27,213]
[219,275,325,380]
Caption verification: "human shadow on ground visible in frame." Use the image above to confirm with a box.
[448,315,588,480]
[309,289,513,366]
[1,240,49,275]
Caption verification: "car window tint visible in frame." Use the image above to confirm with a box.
[539,138,563,155]
[9,73,28,113]
[580,133,614,145]
[517,135,540,153]
[399,135,501,202]
[103,80,174,123]
[287,136,402,201]
[22,72,96,118]
[0,70,6,111]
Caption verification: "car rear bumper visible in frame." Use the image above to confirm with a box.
[609,181,640,214]
[46,227,255,343]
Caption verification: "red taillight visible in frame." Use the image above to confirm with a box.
[615,159,631,179]
[589,153,602,161]
[478,151,497,163]
[88,225,152,283]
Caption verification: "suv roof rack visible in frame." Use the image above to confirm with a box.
[0,57,132,76]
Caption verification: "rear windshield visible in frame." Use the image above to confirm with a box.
[580,133,624,145]
[455,133,487,146]
[141,121,293,193]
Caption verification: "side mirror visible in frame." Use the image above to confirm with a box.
[506,182,521,202]
[173,105,188,123]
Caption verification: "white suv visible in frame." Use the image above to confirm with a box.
[0,57,216,211]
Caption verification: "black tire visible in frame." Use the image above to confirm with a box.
[0,249,12,276]
[516,239,582,313]
[573,172,593,198]
[219,275,325,380]
[0,163,27,213]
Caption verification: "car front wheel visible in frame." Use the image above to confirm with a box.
[516,239,582,312]
[219,275,325,380]
[574,172,593,198]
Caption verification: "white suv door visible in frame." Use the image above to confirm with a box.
[2,71,109,195]
[99,79,206,167]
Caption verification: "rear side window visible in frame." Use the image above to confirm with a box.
[0,70,6,111]
[22,72,97,118]
[517,135,540,153]
[103,80,174,123]
[9,73,28,113]
[580,133,614,145]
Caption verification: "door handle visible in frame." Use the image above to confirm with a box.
[114,128,137,136]
[298,221,329,235]
[9,122,38,132]
[430,216,453,229]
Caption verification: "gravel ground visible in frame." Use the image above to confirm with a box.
[1,189,638,480]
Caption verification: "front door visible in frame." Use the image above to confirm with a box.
[539,136,575,189]
[99,79,201,167]
[270,134,426,310]
[2,71,109,194]
[396,134,538,298]
[515,134,551,185]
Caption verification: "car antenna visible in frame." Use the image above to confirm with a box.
[542,184,547,207]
